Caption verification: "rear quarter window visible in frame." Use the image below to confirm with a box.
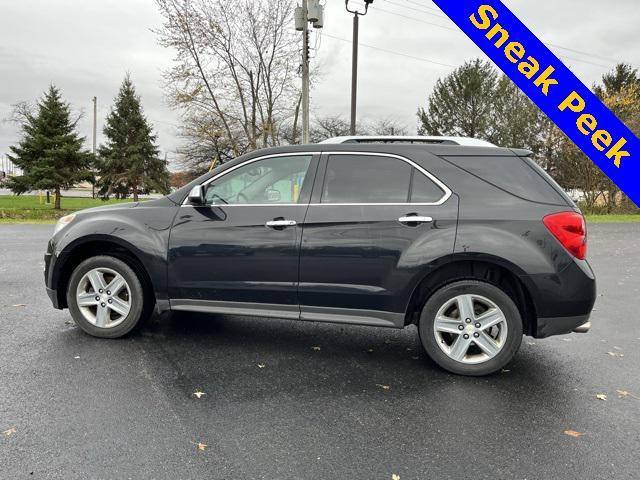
[443,155,568,205]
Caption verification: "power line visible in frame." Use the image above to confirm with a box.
[355,1,628,69]
[364,4,457,31]
[398,0,443,14]
[321,33,456,68]
[418,0,633,66]
[381,0,448,19]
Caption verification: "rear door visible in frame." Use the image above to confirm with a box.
[168,153,318,317]
[298,152,458,327]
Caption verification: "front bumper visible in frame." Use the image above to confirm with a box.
[46,286,61,309]
[44,248,63,310]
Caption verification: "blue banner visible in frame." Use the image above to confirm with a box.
[431,0,640,207]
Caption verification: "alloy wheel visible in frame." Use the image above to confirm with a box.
[433,294,508,364]
[75,267,131,329]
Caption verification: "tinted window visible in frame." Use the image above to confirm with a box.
[205,155,311,205]
[322,155,411,203]
[411,169,445,203]
[443,156,567,204]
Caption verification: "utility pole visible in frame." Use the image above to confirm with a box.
[92,96,97,198]
[301,0,310,144]
[295,0,323,144]
[345,0,373,136]
[350,13,358,135]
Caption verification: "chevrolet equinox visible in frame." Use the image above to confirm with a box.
[44,137,596,376]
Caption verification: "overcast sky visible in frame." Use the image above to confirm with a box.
[0,0,638,168]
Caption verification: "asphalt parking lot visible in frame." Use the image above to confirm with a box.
[1,224,639,479]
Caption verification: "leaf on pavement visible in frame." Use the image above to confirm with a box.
[257,364,265,368]
[563,430,584,438]
[193,391,206,399]
[74,356,80,359]
[366,349,374,353]
[311,346,321,351]
[527,342,536,346]
[617,390,640,399]
[595,394,607,401]
[376,384,391,390]
[613,346,623,350]
[3,427,16,437]
[195,441,208,451]
[607,351,624,357]
[501,369,511,373]
[12,304,26,307]
[392,475,401,480]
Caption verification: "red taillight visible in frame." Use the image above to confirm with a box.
[543,211,587,260]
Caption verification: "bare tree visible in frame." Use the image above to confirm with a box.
[309,115,353,143]
[367,118,409,136]
[155,0,300,169]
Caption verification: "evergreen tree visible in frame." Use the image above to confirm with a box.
[7,86,93,209]
[595,63,640,98]
[417,59,499,139]
[418,59,547,156]
[97,75,170,201]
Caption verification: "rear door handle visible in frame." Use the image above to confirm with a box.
[398,216,433,225]
[266,219,297,228]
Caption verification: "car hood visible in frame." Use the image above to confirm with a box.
[74,197,177,217]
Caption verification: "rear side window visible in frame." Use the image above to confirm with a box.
[322,155,411,203]
[444,155,568,205]
[410,169,446,203]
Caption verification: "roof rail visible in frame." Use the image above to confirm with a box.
[318,136,496,147]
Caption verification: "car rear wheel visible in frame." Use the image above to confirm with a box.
[419,280,523,376]
[66,255,146,338]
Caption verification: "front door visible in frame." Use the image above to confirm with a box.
[168,153,318,318]
[298,152,458,327]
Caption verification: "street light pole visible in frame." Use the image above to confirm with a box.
[345,0,373,136]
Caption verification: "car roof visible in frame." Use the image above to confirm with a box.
[319,136,496,147]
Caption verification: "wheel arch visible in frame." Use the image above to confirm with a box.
[404,255,538,336]
[54,236,156,310]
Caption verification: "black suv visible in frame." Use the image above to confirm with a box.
[44,137,596,376]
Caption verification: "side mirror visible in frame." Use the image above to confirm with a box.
[188,185,205,205]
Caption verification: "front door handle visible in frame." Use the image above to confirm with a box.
[266,219,297,228]
[398,216,433,225]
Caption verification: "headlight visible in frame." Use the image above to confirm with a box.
[54,214,76,235]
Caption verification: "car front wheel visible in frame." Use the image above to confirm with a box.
[419,280,523,376]
[66,255,146,338]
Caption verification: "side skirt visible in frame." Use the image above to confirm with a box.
[170,299,405,328]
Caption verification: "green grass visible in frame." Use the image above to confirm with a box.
[0,194,638,225]
[0,195,133,222]
[585,214,640,223]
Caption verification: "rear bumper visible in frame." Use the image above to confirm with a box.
[535,314,591,338]
[524,258,596,338]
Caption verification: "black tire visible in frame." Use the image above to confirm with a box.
[66,255,147,338]
[418,280,523,376]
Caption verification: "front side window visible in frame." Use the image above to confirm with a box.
[205,155,312,205]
